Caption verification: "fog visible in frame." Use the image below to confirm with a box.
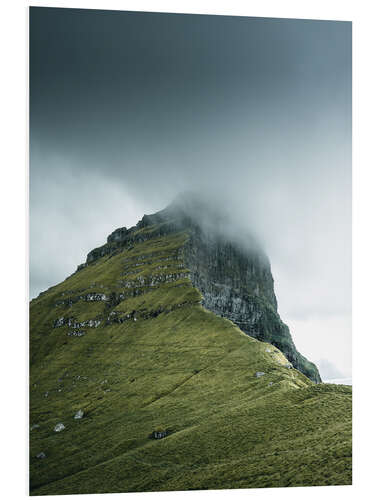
[30,8,351,378]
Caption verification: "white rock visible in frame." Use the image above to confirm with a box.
[74,409,84,420]
[54,423,65,432]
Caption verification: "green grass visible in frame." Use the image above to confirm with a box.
[29,229,352,495]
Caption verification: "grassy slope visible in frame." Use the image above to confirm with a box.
[29,230,352,495]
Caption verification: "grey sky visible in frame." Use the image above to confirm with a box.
[29,8,351,378]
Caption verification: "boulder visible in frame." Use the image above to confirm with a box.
[54,423,65,432]
[151,430,168,439]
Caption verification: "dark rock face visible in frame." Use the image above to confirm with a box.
[183,224,321,383]
[183,225,277,311]
[107,227,129,243]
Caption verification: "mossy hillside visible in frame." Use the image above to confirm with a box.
[30,226,351,494]
[85,220,188,264]
[30,232,189,357]
[33,230,189,300]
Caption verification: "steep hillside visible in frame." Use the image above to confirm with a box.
[81,196,320,382]
[29,200,351,494]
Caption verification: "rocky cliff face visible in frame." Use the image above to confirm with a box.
[183,225,321,383]
[79,195,321,383]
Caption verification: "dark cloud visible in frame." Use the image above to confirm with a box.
[29,8,351,375]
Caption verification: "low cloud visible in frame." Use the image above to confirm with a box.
[29,9,351,376]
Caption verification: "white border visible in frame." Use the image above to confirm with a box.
[1,1,374,499]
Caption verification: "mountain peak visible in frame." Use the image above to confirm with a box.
[76,196,321,383]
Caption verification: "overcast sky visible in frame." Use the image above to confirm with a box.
[29,7,351,379]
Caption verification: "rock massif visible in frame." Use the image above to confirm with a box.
[29,194,350,495]
[80,195,321,383]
